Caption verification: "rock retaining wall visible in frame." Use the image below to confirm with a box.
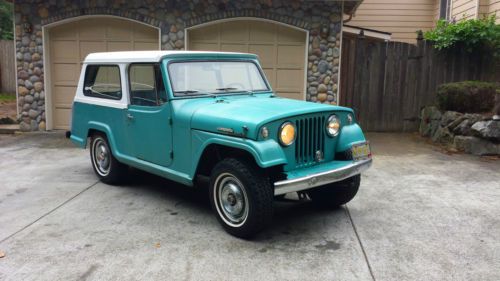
[420,106,500,155]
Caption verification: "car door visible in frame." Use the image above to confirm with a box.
[126,63,173,167]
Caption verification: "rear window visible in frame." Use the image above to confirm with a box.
[83,65,122,100]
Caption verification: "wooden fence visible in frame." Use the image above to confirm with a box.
[0,40,16,93]
[340,32,500,132]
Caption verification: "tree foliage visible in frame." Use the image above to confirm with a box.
[0,0,13,40]
[424,16,500,57]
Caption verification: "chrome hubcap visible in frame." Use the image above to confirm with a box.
[215,173,248,226]
[93,139,110,176]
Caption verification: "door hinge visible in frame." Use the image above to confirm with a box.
[170,150,174,159]
[168,118,173,125]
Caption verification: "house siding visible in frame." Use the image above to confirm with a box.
[450,0,478,20]
[13,0,346,131]
[348,0,437,43]
[486,0,500,23]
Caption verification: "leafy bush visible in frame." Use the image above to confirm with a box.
[424,16,500,57]
[436,81,499,113]
[0,0,13,40]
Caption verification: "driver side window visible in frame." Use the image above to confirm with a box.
[129,64,166,106]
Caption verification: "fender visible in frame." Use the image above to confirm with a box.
[70,121,116,153]
[190,130,287,178]
[336,124,367,152]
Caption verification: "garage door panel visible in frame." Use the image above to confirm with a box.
[220,21,248,41]
[263,69,275,86]
[80,41,106,60]
[134,25,158,40]
[277,26,305,43]
[249,22,276,42]
[190,42,218,51]
[278,92,302,100]
[53,108,71,129]
[134,42,159,50]
[51,41,78,62]
[53,64,78,85]
[78,21,106,39]
[53,86,77,104]
[189,25,218,41]
[107,41,133,52]
[220,43,247,53]
[106,21,133,40]
[51,24,77,39]
[248,45,274,68]
[277,45,305,67]
[276,69,303,90]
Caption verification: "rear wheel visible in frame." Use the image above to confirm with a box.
[307,175,360,208]
[209,158,273,238]
[89,133,127,184]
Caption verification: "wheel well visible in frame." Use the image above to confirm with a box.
[195,144,286,183]
[87,129,105,139]
[86,129,107,148]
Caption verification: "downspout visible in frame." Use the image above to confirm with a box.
[344,13,353,24]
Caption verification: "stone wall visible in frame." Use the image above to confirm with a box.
[420,106,500,155]
[14,0,344,131]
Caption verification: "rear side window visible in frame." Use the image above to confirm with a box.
[84,65,122,100]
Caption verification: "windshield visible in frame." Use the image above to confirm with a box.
[168,61,269,97]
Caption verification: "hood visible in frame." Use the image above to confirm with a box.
[180,94,353,139]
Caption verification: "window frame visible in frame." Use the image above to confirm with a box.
[83,64,123,100]
[127,63,167,107]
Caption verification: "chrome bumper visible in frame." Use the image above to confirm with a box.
[273,158,373,196]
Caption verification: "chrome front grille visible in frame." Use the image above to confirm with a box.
[295,115,326,167]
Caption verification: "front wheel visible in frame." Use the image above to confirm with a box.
[307,175,361,208]
[209,158,273,238]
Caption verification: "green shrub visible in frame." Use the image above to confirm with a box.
[424,16,500,58]
[436,81,499,113]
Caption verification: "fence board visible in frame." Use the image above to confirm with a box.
[340,34,500,132]
[0,40,16,93]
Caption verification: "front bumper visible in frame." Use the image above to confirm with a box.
[273,158,372,196]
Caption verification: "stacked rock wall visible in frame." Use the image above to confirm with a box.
[420,106,500,155]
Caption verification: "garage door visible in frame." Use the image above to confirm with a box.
[188,20,306,100]
[48,17,159,129]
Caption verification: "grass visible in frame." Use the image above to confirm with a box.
[0,93,16,103]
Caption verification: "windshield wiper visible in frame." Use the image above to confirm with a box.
[215,87,239,91]
[174,90,199,95]
[175,90,218,97]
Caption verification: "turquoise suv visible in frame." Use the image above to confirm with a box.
[68,51,372,238]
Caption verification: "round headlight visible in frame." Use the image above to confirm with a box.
[279,122,296,146]
[326,115,341,137]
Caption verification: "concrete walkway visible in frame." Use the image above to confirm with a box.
[0,132,498,280]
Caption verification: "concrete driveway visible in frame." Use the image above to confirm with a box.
[0,132,499,281]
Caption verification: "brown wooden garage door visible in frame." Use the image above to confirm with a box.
[188,20,307,100]
[48,17,159,129]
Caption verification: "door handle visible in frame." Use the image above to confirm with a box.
[127,113,134,120]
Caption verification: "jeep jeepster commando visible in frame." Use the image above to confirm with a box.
[68,51,372,238]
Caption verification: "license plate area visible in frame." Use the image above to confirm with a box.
[351,142,371,161]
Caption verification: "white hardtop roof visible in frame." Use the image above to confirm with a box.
[84,50,256,63]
